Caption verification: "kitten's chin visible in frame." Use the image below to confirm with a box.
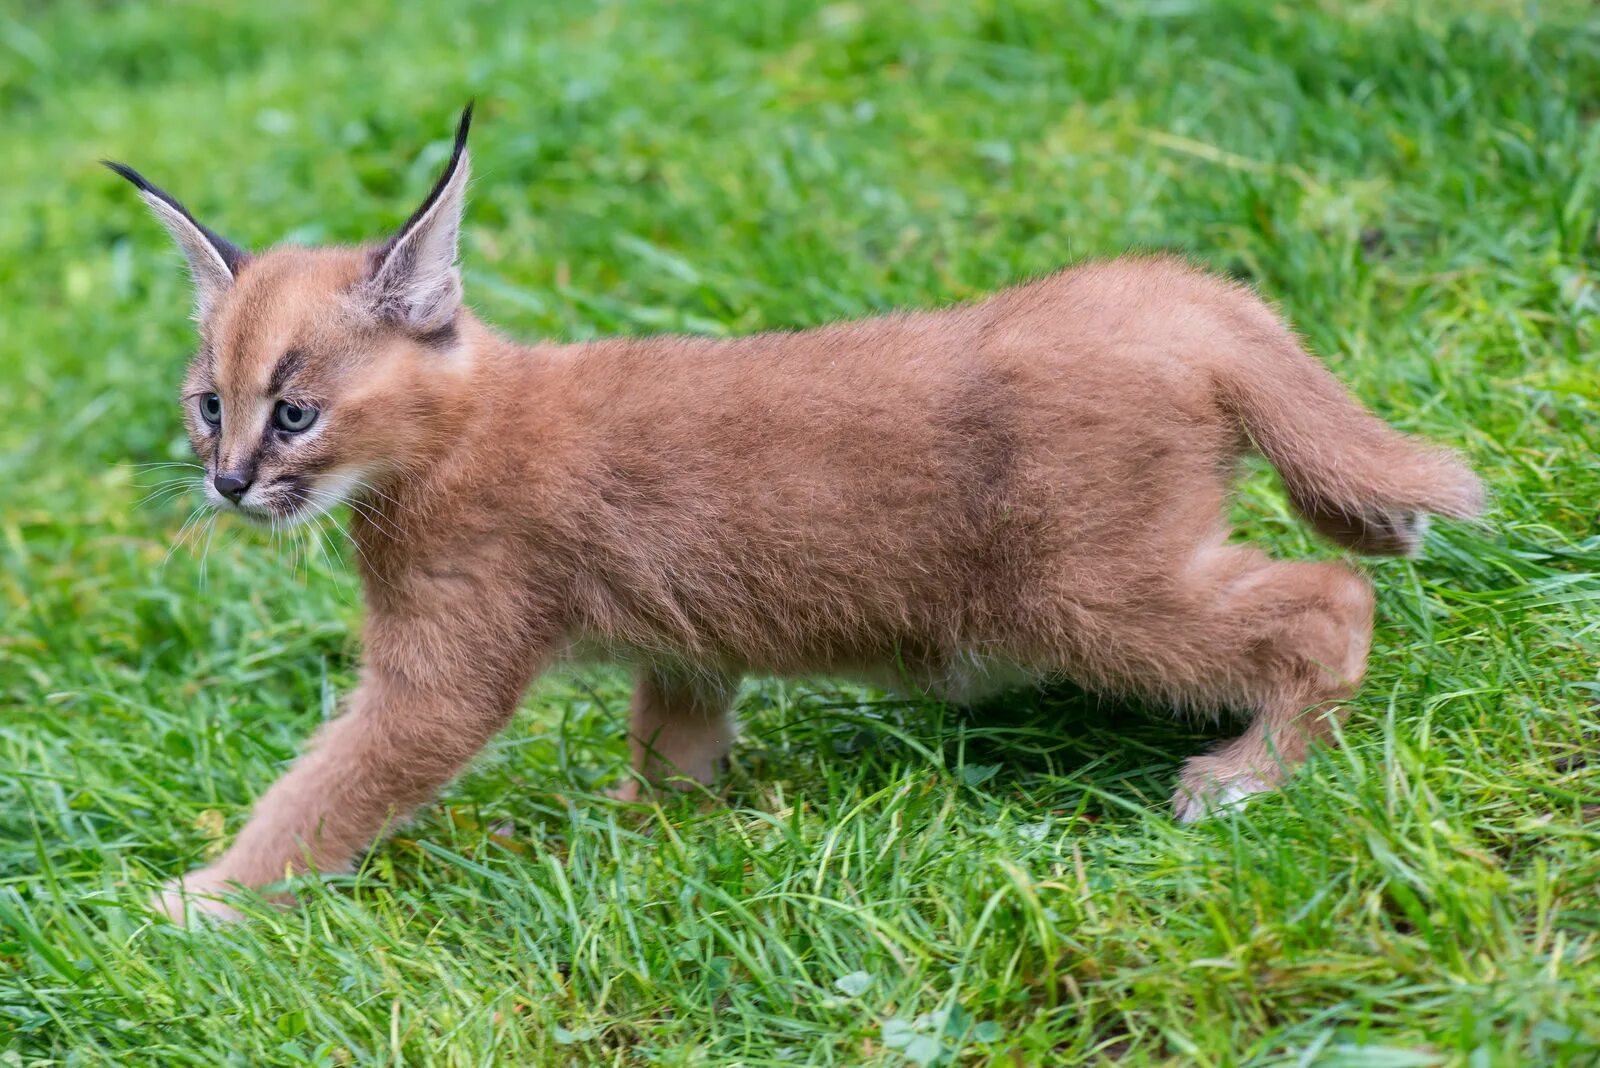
[225,500,319,527]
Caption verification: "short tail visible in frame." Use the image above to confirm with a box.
[1220,329,1485,556]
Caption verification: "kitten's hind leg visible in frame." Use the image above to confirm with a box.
[1025,545,1374,822]
[1159,553,1375,821]
[608,666,738,801]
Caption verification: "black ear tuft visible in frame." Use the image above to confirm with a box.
[102,159,154,192]
[102,159,250,276]
[375,102,474,263]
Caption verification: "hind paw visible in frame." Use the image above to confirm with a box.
[1172,760,1278,823]
[1385,511,1429,556]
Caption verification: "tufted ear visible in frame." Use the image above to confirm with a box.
[362,103,474,339]
[103,161,249,320]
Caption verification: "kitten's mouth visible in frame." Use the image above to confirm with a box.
[206,472,351,527]
[214,478,317,525]
[234,496,317,525]
[229,501,282,524]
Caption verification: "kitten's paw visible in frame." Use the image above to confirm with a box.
[605,779,643,803]
[1171,759,1276,823]
[152,869,246,924]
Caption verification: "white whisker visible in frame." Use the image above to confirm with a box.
[134,475,202,490]
[198,513,220,587]
[162,504,210,570]
[344,495,407,542]
[310,512,345,576]
[135,483,201,509]
[350,476,425,522]
[117,461,204,471]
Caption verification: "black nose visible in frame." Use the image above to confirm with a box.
[213,473,252,503]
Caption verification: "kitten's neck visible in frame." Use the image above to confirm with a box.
[344,315,563,579]
[344,315,488,542]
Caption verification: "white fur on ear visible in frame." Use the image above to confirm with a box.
[364,104,474,337]
[103,161,247,320]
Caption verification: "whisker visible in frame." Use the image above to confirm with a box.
[314,492,394,591]
[135,480,199,495]
[321,512,352,546]
[198,514,220,587]
[135,484,201,509]
[305,514,357,607]
[314,500,354,552]
[134,473,201,495]
[116,461,204,471]
[269,513,298,582]
[310,512,346,577]
[302,529,316,583]
[133,475,203,490]
[348,476,428,523]
[162,504,210,570]
[357,482,425,520]
[344,496,407,542]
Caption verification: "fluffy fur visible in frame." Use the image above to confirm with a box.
[108,109,1484,921]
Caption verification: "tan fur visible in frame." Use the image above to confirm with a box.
[121,123,1484,920]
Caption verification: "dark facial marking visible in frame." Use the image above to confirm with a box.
[414,320,458,349]
[252,433,281,464]
[217,451,260,486]
[267,348,307,397]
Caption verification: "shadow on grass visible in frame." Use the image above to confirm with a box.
[733,678,1238,818]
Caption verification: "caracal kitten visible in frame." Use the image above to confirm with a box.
[107,106,1483,921]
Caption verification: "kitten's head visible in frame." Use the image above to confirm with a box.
[108,105,476,524]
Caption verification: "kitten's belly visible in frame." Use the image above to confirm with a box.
[850,652,1043,705]
[561,633,1041,705]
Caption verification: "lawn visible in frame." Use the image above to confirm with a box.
[2,0,1599,1063]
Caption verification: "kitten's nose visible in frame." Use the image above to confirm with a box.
[213,473,252,503]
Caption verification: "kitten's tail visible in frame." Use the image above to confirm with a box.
[1220,330,1485,556]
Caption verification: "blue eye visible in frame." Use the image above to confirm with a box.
[198,392,222,426]
[274,401,318,433]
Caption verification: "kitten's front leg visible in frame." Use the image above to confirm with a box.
[158,649,544,922]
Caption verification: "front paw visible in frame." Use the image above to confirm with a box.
[152,869,246,924]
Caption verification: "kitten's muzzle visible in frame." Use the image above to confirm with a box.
[213,472,252,503]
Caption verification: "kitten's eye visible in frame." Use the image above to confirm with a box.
[198,392,222,426]
[273,401,318,433]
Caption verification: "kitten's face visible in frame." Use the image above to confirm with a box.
[181,246,454,525]
[109,104,475,527]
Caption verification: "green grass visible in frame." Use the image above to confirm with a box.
[3,0,1599,1062]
